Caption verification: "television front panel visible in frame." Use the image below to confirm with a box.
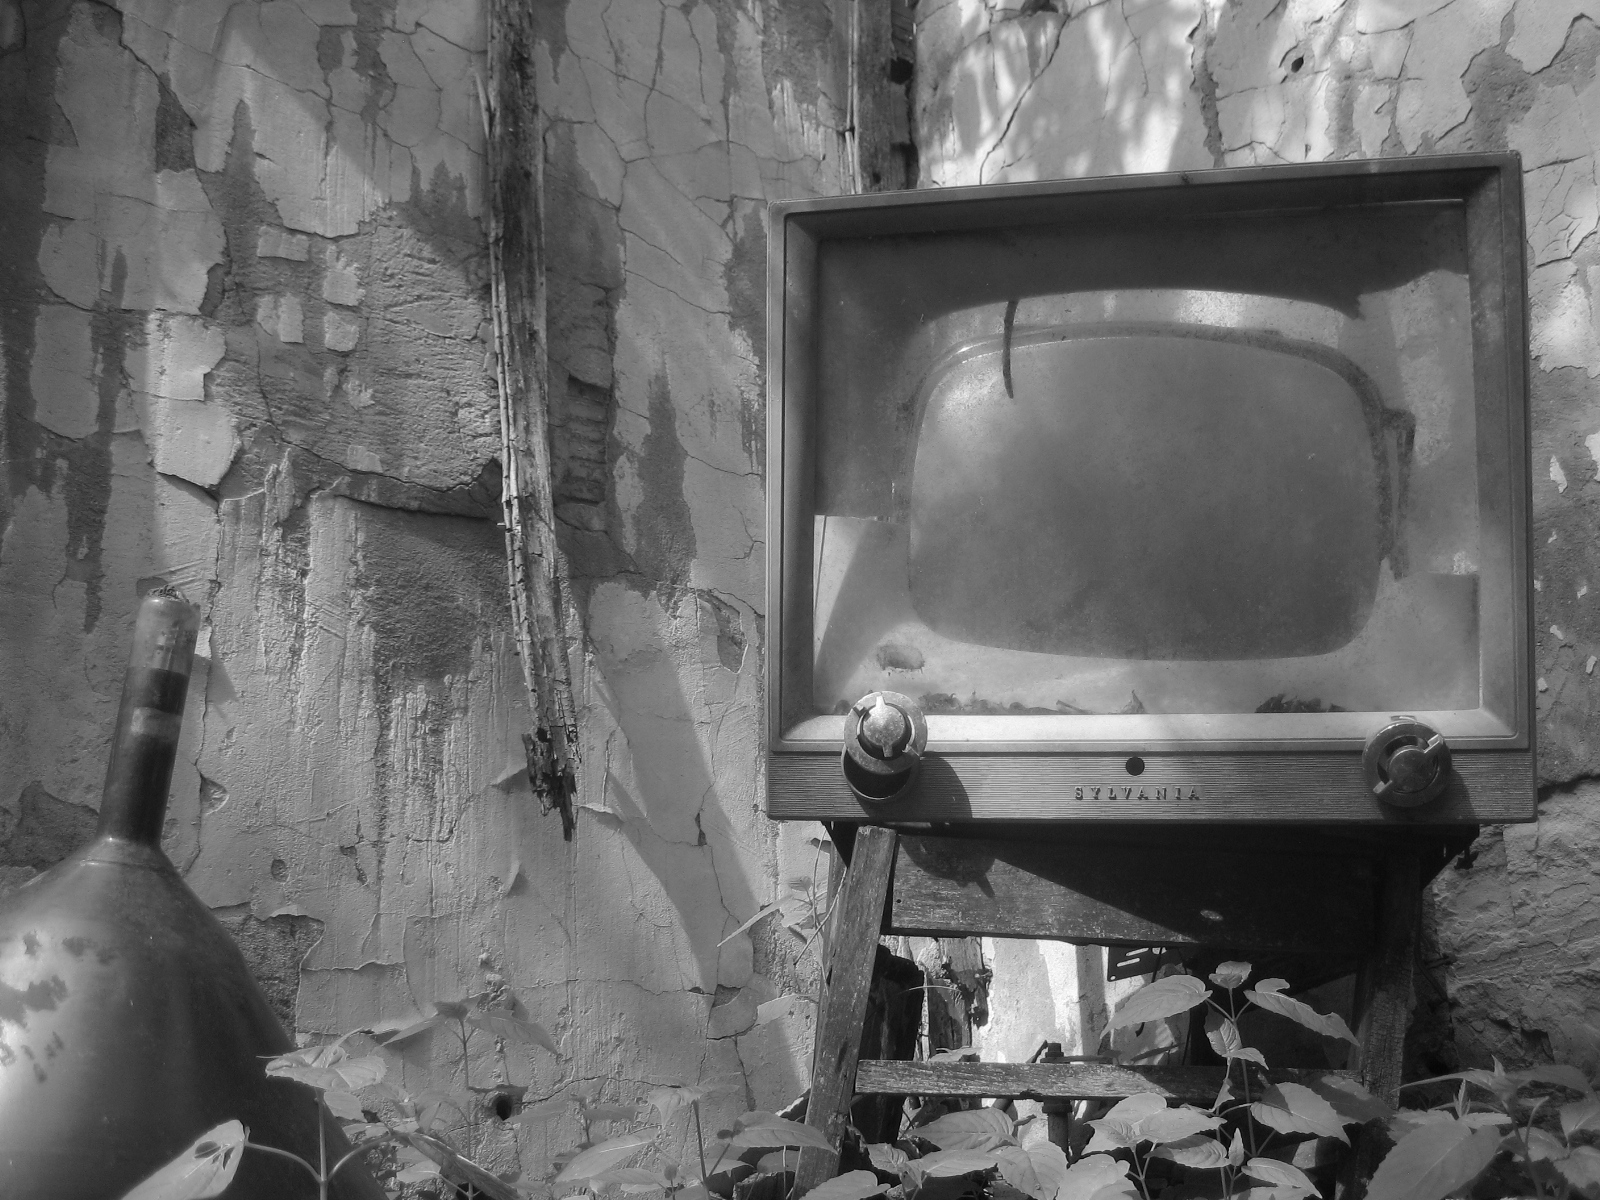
[766,155,1534,824]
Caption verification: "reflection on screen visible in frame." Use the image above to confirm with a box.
[812,280,1480,718]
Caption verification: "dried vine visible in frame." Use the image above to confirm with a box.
[482,1,578,838]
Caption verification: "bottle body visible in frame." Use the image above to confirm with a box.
[0,591,384,1198]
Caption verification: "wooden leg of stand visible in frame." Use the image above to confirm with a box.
[1338,848,1421,1198]
[795,825,897,1195]
[1351,848,1420,1104]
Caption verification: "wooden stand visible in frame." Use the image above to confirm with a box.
[794,824,1462,1196]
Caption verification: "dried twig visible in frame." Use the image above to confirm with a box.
[481,2,579,838]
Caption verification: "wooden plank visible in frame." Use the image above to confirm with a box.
[795,826,897,1194]
[1350,849,1421,1105]
[850,946,924,1144]
[854,1060,1358,1105]
[1336,850,1422,1196]
[849,0,913,193]
[891,834,1377,953]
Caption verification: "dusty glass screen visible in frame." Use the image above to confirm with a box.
[809,206,1480,719]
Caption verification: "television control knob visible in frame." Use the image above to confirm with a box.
[842,691,927,804]
[859,695,910,758]
[1364,718,1452,808]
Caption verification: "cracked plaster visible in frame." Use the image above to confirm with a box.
[3,0,849,1184]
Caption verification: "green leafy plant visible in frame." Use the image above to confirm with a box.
[548,1088,835,1200]
[817,960,1374,1200]
[1366,1059,1600,1200]
[1047,960,1379,1198]
[117,994,558,1200]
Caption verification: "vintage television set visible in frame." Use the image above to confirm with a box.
[765,154,1534,825]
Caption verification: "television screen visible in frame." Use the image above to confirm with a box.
[768,156,1533,824]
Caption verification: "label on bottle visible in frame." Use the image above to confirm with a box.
[129,706,182,741]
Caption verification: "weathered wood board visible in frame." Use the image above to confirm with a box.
[890,833,1378,952]
[854,1060,1359,1104]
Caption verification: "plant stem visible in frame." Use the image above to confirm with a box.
[692,1100,709,1184]
[320,1104,328,1200]
[1129,1146,1152,1200]
[459,1018,477,1154]
[243,1139,323,1185]
[329,1137,393,1181]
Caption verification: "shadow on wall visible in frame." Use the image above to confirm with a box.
[918,0,1392,186]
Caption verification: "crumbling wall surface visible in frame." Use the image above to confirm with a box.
[916,0,1600,1074]
[529,0,851,1130]
[1,0,845,1181]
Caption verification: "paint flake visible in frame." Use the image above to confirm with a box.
[258,226,312,260]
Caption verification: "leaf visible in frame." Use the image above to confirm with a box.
[322,1089,365,1121]
[1210,962,1252,989]
[553,1132,656,1182]
[1242,1158,1317,1196]
[1515,1063,1596,1094]
[1107,975,1211,1031]
[121,1121,247,1200]
[1139,1107,1223,1145]
[918,1148,1000,1177]
[1244,988,1360,1046]
[1214,1073,1236,1113]
[398,1131,520,1200]
[592,1168,672,1194]
[1525,1127,1567,1161]
[800,1171,888,1200]
[914,1106,1016,1151]
[410,1087,465,1132]
[1304,1074,1392,1125]
[777,894,819,937]
[992,1141,1067,1200]
[395,1163,443,1183]
[718,903,781,947]
[647,1085,712,1124]
[580,1102,642,1126]
[433,997,476,1020]
[725,1113,834,1151]
[1255,978,1290,994]
[1364,1119,1501,1200]
[1057,1154,1140,1200]
[1558,1145,1600,1190]
[466,1011,559,1056]
[1082,1118,1142,1155]
[1388,1108,1458,1139]
[1103,1094,1169,1124]
[1249,1083,1352,1143]
[370,1012,449,1045]
[1206,1020,1267,1067]
[867,1143,911,1177]
[1404,1064,1518,1105]
[265,1042,387,1093]
[1151,1134,1230,1169]
[1565,1098,1600,1138]
[1228,1128,1245,1166]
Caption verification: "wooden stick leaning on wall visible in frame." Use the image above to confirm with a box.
[795,826,899,1193]
[483,0,581,838]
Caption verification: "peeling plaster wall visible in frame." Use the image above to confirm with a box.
[917,0,1600,1079]
[1,0,850,1181]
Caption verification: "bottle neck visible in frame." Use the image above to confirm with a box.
[96,592,199,844]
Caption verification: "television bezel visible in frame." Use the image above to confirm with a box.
[765,153,1534,825]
